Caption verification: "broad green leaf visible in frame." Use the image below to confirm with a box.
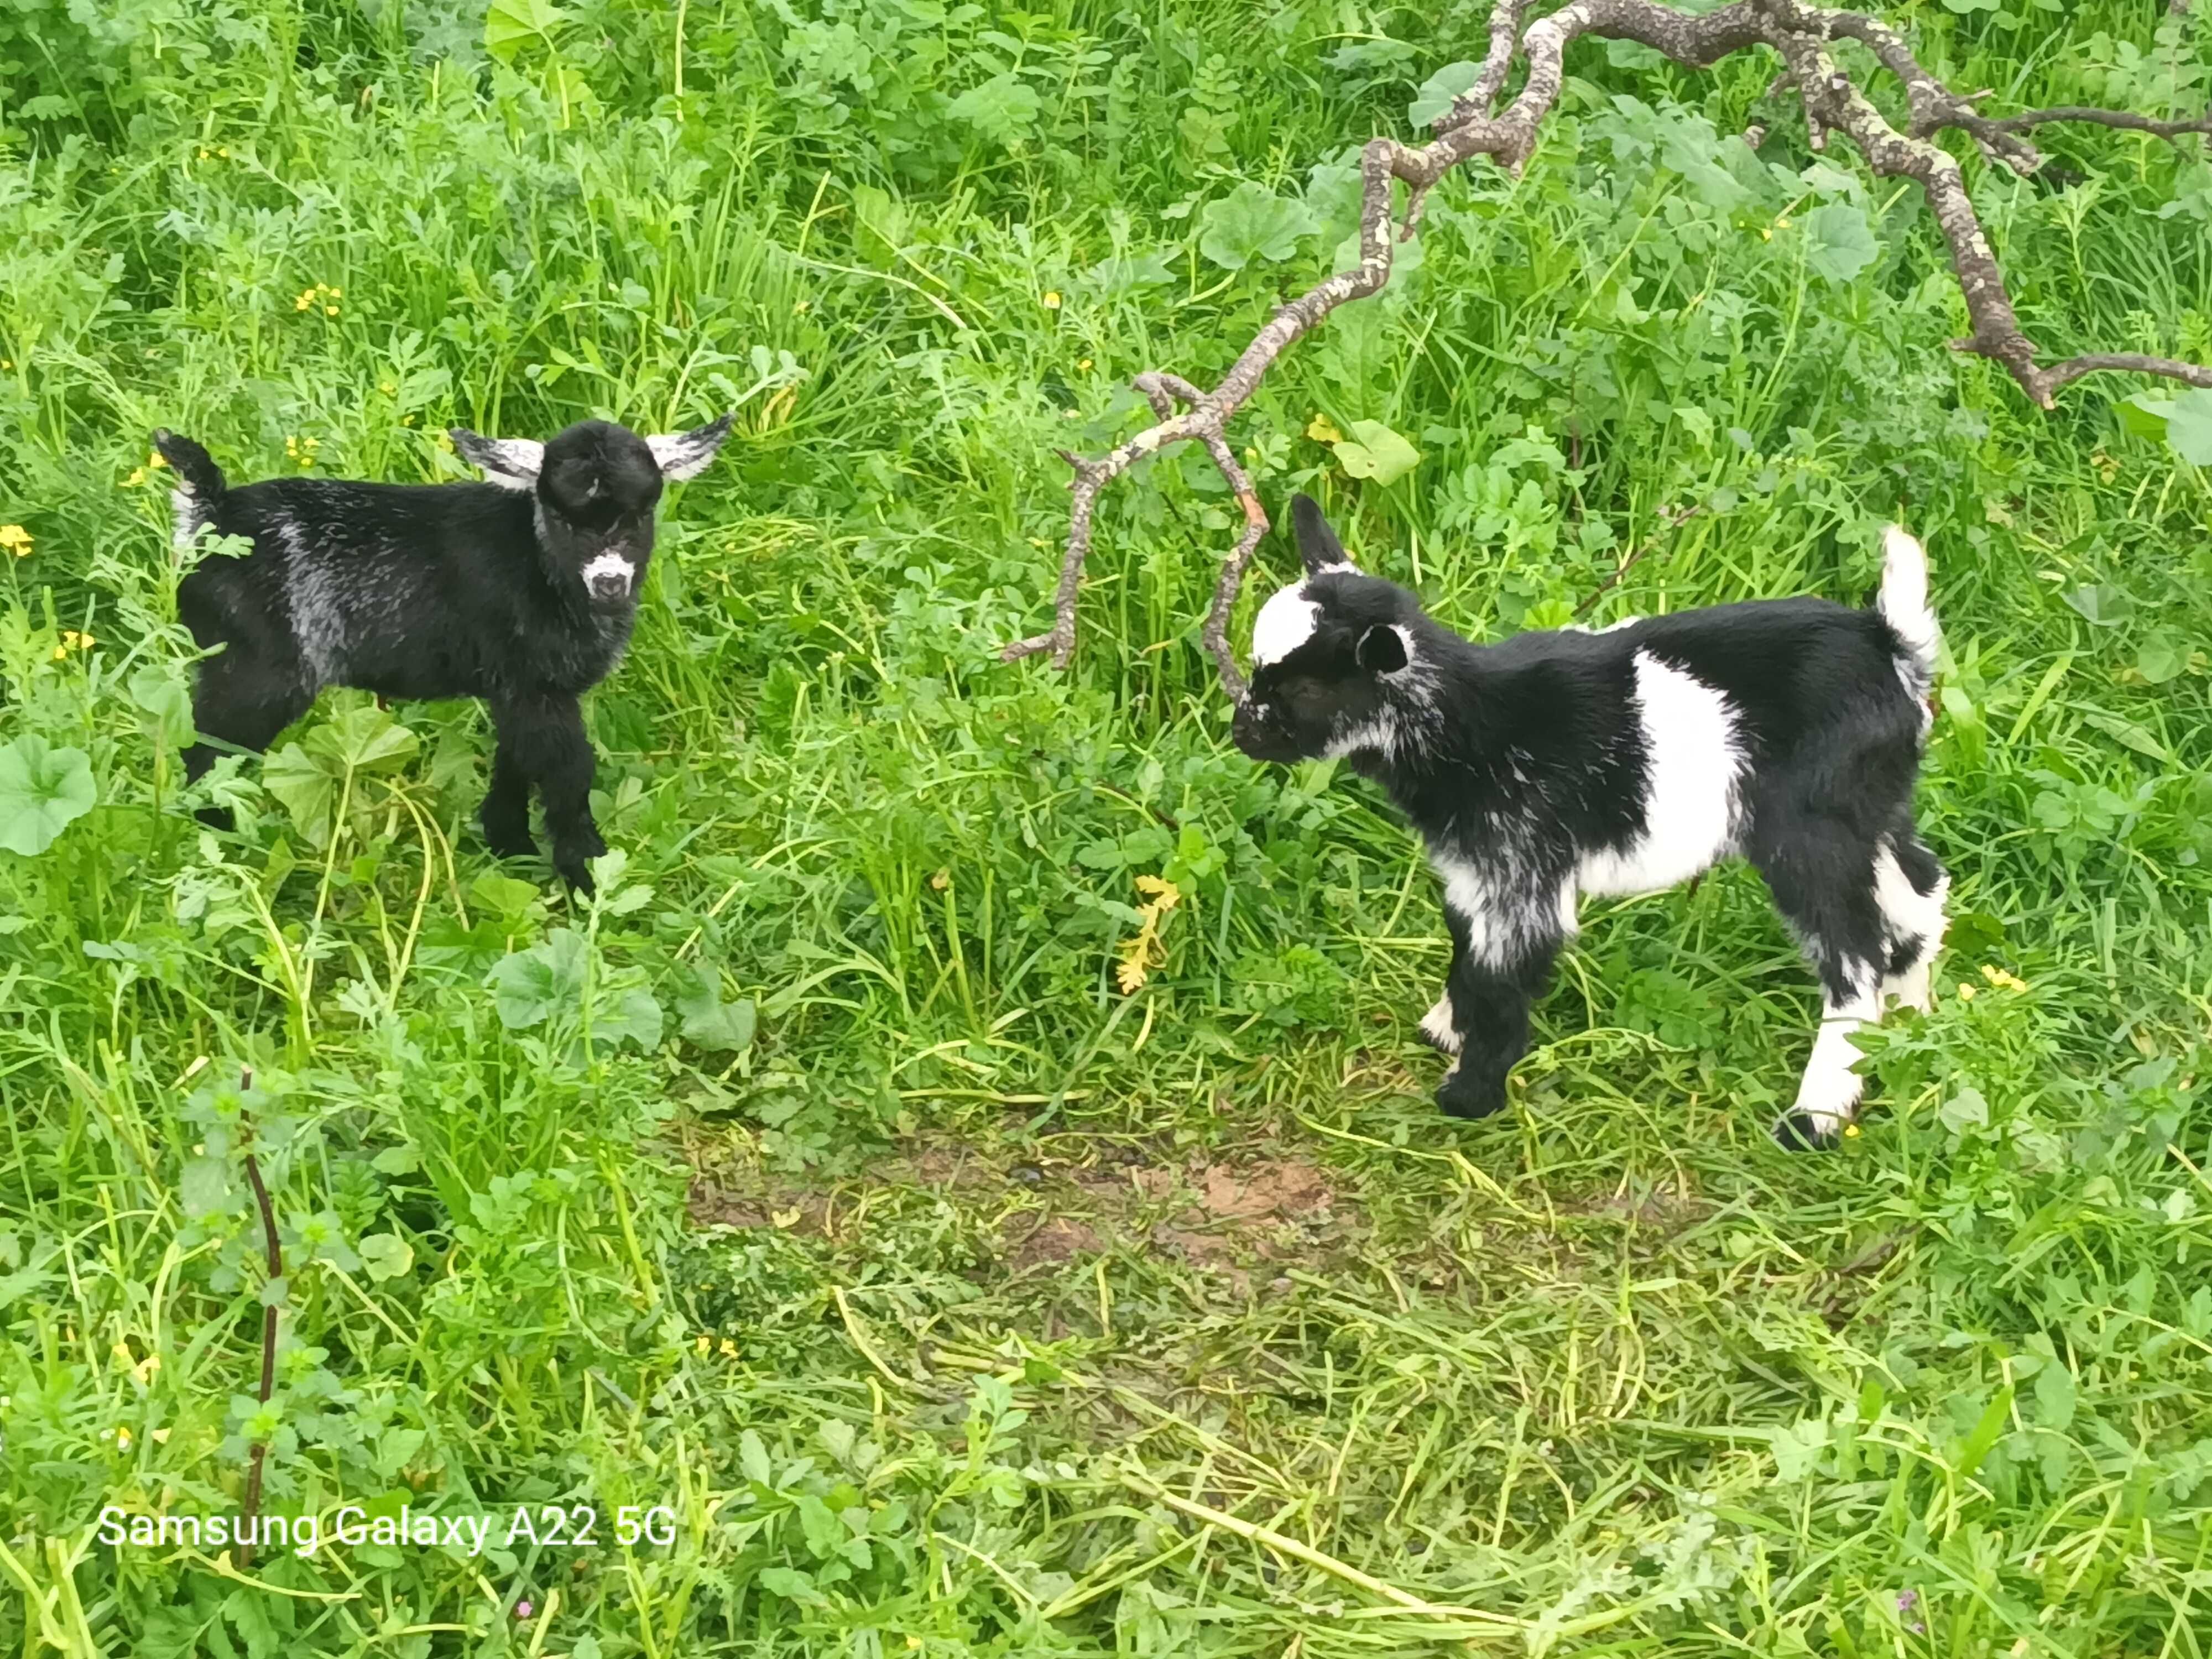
[2166,387,2212,466]
[739,1428,774,1486]
[758,1566,826,1606]
[181,1155,235,1218]
[2034,1359,2076,1430]
[2117,393,2173,441]
[1332,419,1422,486]
[1939,1085,1990,1134]
[0,735,96,856]
[486,928,589,1029]
[677,966,758,1052]
[2062,584,2135,627]
[947,74,1040,149]
[263,743,336,845]
[484,0,567,64]
[1803,201,1878,283]
[596,984,664,1051]
[2136,628,2188,685]
[1407,60,1479,127]
[304,702,419,773]
[130,664,194,738]
[358,1232,415,1282]
[1198,182,1317,272]
[371,1144,421,1176]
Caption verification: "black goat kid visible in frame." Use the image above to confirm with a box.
[1232,496,1946,1148]
[153,415,733,892]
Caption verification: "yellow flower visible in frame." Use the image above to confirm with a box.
[718,1338,738,1357]
[0,524,32,557]
[1843,1123,1861,1139]
[1980,964,2028,993]
[53,631,96,661]
[149,450,167,468]
[1077,357,1093,371]
[1957,982,1977,1000]
[1041,291,1062,309]
[114,1427,132,1451]
[126,468,146,487]
[695,1333,710,1353]
[1775,215,1792,230]
[1306,414,1343,445]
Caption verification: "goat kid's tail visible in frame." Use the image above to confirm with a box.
[1876,524,1939,698]
[150,430,226,501]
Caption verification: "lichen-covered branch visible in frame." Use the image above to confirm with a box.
[1005,0,2212,689]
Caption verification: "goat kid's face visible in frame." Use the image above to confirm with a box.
[451,414,733,605]
[1232,495,1416,765]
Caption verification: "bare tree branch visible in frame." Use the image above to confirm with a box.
[1005,0,2212,688]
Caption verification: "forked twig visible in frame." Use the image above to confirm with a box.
[1003,0,2212,691]
[236,1066,283,1569]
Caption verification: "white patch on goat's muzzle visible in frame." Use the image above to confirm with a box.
[1250,585,1320,667]
[582,551,635,599]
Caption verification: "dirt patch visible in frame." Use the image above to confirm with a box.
[1006,1216,1105,1269]
[1196,1159,1332,1220]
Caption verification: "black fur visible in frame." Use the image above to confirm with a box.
[1232,495,1946,1145]
[155,415,732,892]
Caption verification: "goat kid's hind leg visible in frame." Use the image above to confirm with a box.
[489,695,606,894]
[1875,827,1948,1015]
[1763,845,1891,1150]
[1434,907,1562,1123]
[1419,927,1464,1057]
[478,728,537,862]
[186,658,313,831]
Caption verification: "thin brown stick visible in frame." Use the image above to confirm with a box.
[236,1066,282,1570]
[1005,0,2212,688]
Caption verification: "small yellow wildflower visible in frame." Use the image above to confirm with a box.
[126,468,145,486]
[149,450,166,469]
[718,1338,738,1357]
[293,281,342,316]
[53,631,97,661]
[1759,227,1773,242]
[1775,215,1792,230]
[1041,290,1062,309]
[1980,964,2028,993]
[695,1333,711,1353]
[115,1427,132,1452]
[151,1427,170,1444]
[1077,357,1093,371]
[0,524,32,557]
[1843,1123,1861,1139]
[1957,982,1978,1000]
[378,379,397,396]
[284,435,322,469]
[1306,413,1343,444]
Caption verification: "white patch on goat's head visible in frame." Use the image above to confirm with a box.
[451,430,546,490]
[581,550,637,600]
[646,413,735,482]
[1250,584,1321,668]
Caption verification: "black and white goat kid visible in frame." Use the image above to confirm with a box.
[1232,497,1946,1147]
[153,414,733,892]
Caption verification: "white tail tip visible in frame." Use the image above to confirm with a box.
[1877,524,1937,672]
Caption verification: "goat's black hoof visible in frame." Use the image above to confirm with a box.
[1773,1111,1837,1152]
[1436,1073,1506,1121]
[555,861,596,897]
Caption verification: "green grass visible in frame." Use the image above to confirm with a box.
[4,0,2212,1653]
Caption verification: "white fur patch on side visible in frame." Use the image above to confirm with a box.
[1420,996,1461,1054]
[1792,971,1879,1139]
[1878,525,1938,723]
[1250,585,1319,667]
[581,551,637,597]
[280,521,347,688]
[1576,650,1745,899]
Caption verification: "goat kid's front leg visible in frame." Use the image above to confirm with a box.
[478,735,537,862]
[1433,907,1561,1122]
[488,694,607,893]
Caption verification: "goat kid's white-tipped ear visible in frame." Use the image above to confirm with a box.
[1356,622,1410,675]
[647,413,735,482]
[450,430,545,490]
[1291,492,1355,577]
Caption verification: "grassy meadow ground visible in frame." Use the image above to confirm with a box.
[5,0,2212,1652]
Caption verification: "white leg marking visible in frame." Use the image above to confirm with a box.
[1420,995,1462,1055]
[1874,845,1948,1013]
[1792,971,1879,1139]
[1577,650,1745,898]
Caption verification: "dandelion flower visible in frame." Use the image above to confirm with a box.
[0,524,32,557]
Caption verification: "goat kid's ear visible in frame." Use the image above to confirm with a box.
[451,430,546,491]
[1291,493,1355,577]
[647,413,735,482]
[1356,623,1409,675]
